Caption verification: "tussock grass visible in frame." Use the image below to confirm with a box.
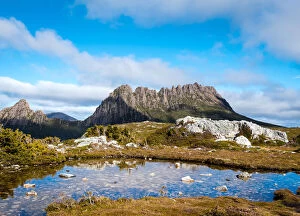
[47,190,300,216]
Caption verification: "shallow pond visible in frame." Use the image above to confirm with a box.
[0,159,299,216]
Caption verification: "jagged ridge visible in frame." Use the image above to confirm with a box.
[84,83,250,126]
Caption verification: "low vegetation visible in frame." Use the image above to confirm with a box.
[0,125,66,166]
[64,122,300,172]
[46,189,300,216]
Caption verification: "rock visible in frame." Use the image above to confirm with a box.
[59,173,76,178]
[181,176,194,183]
[215,185,228,192]
[47,144,57,149]
[176,116,288,143]
[126,143,139,148]
[11,165,20,170]
[26,190,37,196]
[175,162,181,168]
[199,173,212,177]
[234,136,252,148]
[237,172,252,180]
[23,184,35,188]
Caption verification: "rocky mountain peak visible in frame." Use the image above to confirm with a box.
[85,83,239,126]
[110,84,133,97]
[0,99,47,125]
[14,99,31,109]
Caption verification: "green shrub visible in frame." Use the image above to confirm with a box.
[0,127,65,165]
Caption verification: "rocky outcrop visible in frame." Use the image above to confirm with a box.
[74,136,122,149]
[0,99,84,139]
[0,99,47,125]
[176,116,288,143]
[84,83,247,126]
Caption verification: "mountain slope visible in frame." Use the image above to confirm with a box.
[84,83,270,126]
[46,112,77,121]
[0,100,83,139]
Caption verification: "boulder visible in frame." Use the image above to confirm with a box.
[181,176,194,183]
[26,190,37,196]
[215,185,228,192]
[59,173,76,178]
[126,143,139,148]
[23,184,35,188]
[234,136,252,148]
[237,172,252,180]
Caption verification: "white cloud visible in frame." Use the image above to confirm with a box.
[0,77,113,119]
[76,0,300,63]
[221,87,300,126]
[0,17,187,87]
[214,70,268,86]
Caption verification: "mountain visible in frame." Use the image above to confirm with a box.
[84,83,272,126]
[0,83,276,139]
[0,99,83,139]
[46,112,77,121]
[0,99,47,125]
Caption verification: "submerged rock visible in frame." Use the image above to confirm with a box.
[215,185,228,192]
[23,184,35,188]
[237,172,252,180]
[59,173,76,178]
[26,190,37,196]
[181,176,194,183]
[199,173,212,177]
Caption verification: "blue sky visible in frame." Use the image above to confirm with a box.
[0,0,299,126]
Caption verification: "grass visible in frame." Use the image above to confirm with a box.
[47,189,300,216]
[64,121,300,172]
[64,145,300,172]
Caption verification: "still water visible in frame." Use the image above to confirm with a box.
[0,159,299,216]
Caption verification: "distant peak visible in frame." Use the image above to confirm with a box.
[14,99,30,109]
[110,84,133,97]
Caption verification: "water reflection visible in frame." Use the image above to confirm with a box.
[0,159,299,216]
[0,164,64,199]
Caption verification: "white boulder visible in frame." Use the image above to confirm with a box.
[215,185,228,192]
[237,172,252,180]
[181,176,194,183]
[26,190,37,196]
[126,142,139,148]
[24,184,35,188]
[234,136,252,148]
[59,173,76,178]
